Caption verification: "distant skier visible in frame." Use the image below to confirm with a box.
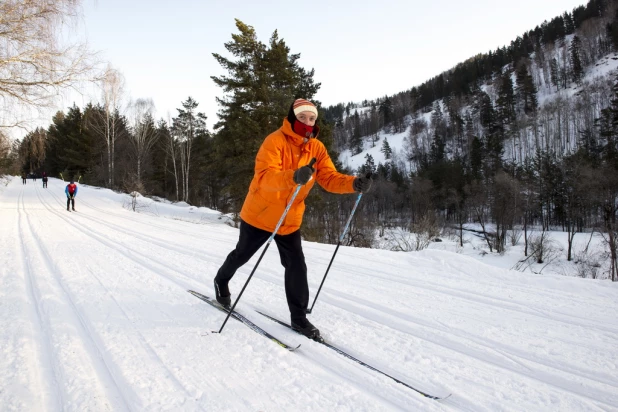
[42,172,48,188]
[21,173,26,184]
[213,98,372,340]
[65,179,78,211]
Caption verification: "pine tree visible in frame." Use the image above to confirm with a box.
[469,136,484,180]
[47,105,97,180]
[596,74,618,161]
[550,58,560,91]
[351,111,363,154]
[564,12,575,35]
[149,120,174,198]
[429,128,445,164]
[484,132,504,176]
[570,36,584,84]
[376,162,391,180]
[496,73,515,124]
[381,138,392,160]
[172,97,208,202]
[515,63,538,115]
[478,91,496,133]
[379,97,393,129]
[361,153,376,175]
[606,10,618,51]
[211,20,320,211]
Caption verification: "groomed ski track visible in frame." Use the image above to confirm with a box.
[1,177,617,411]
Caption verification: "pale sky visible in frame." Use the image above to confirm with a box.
[56,0,587,131]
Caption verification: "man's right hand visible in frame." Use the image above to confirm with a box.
[293,165,314,185]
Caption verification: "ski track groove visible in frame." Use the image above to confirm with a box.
[313,244,597,306]
[35,185,211,409]
[80,262,207,412]
[42,186,198,291]
[24,186,132,411]
[305,244,616,327]
[76,193,231,243]
[326,269,618,345]
[321,289,618,409]
[328,260,618,336]
[16,188,62,411]
[47,187,229,265]
[254,266,612,377]
[331,287,618,388]
[251,270,617,410]
[39,186,438,409]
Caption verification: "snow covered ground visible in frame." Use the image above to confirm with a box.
[2,176,618,411]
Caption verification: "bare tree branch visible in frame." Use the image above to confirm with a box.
[0,0,98,128]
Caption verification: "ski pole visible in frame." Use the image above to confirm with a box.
[217,158,316,334]
[306,191,364,314]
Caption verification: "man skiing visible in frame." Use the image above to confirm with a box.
[65,179,78,211]
[213,98,372,340]
[42,172,48,188]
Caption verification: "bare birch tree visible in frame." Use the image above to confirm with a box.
[165,114,180,201]
[0,0,97,129]
[128,98,158,187]
[88,65,125,187]
[0,130,9,159]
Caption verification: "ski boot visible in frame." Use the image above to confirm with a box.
[291,318,323,342]
[214,279,231,308]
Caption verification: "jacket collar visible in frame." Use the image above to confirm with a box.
[281,118,320,147]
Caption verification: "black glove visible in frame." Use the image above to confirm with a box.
[293,165,314,185]
[353,173,373,193]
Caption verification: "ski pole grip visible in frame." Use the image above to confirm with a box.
[308,158,316,168]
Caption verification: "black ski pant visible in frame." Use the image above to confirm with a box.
[43,179,47,188]
[215,220,308,323]
[67,197,75,210]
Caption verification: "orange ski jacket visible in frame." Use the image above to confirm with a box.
[240,118,356,235]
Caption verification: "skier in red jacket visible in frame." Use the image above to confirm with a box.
[65,180,78,211]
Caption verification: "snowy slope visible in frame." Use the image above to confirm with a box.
[2,177,618,411]
[340,51,618,172]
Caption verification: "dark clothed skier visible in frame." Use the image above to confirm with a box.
[21,174,26,184]
[213,99,372,340]
[42,172,48,188]
[65,180,78,211]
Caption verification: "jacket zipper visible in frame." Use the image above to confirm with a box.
[282,141,311,230]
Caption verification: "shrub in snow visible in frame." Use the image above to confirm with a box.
[383,216,440,252]
[574,247,604,279]
[509,227,523,246]
[528,231,561,265]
